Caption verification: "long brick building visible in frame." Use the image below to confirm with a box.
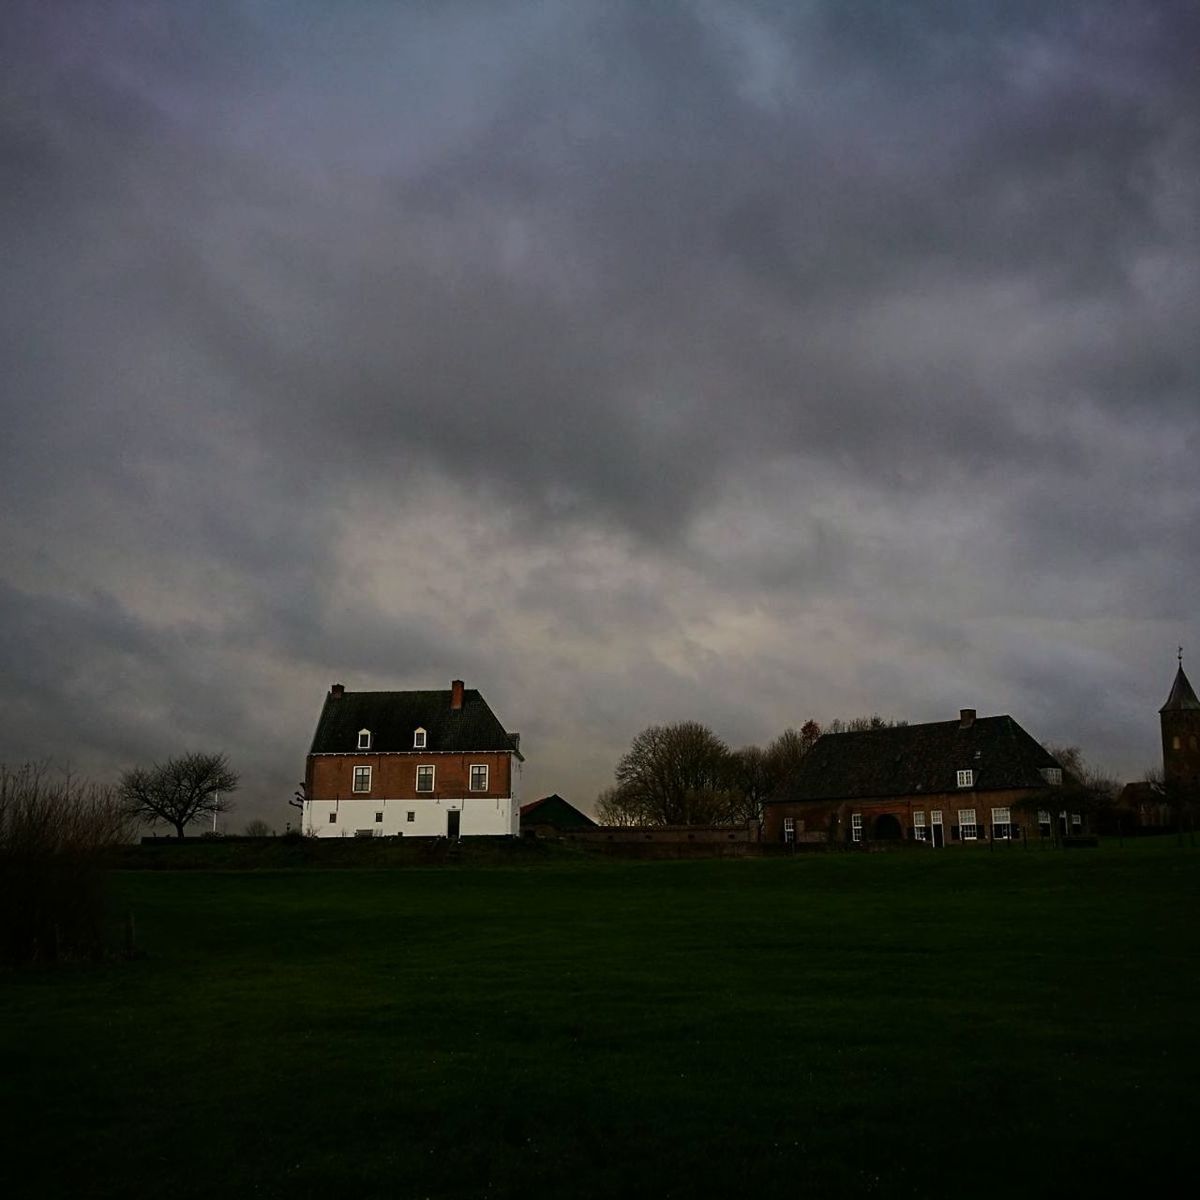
[762,709,1070,846]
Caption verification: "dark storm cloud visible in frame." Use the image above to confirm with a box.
[1,0,1197,813]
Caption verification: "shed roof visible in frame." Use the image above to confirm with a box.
[519,794,596,828]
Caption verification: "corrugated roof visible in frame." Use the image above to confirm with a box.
[308,688,520,756]
[769,714,1061,803]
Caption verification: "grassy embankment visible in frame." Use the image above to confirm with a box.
[2,839,1196,1197]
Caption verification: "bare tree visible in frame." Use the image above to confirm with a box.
[119,752,239,839]
[594,785,644,826]
[762,722,823,794]
[727,745,771,826]
[244,818,272,837]
[826,714,906,734]
[1016,744,1120,842]
[613,722,732,826]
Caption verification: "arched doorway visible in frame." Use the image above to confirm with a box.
[872,813,903,841]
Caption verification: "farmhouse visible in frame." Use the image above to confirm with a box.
[763,709,1071,846]
[304,680,523,838]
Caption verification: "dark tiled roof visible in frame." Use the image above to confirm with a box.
[519,794,596,828]
[309,688,520,756]
[769,715,1062,803]
[1160,666,1200,712]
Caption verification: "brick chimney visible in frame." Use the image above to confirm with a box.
[330,683,345,699]
[450,679,464,710]
[959,708,976,729]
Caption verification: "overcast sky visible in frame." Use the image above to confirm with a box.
[2,1,1197,826]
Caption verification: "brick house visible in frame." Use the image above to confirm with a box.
[304,680,523,838]
[762,709,1071,846]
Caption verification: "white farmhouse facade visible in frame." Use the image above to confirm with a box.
[304,680,523,839]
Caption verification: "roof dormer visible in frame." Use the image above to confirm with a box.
[413,727,427,749]
[357,729,371,750]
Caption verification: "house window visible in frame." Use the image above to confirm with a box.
[406,811,415,823]
[851,813,863,843]
[1040,767,1062,786]
[958,808,978,840]
[354,829,374,839]
[358,729,371,750]
[1038,809,1051,838]
[1070,812,1082,833]
[413,728,427,749]
[375,811,383,823]
[957,770,974,788]
[328,811,337,824]
[913,811,927,841]
[352,766,372,793]
[416,765,434,793]
[470,764,488,792]
[783,817,795,844]
[1173,736,1181,750]
[991,807,1012,840]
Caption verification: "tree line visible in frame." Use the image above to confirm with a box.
[595,715,903,827]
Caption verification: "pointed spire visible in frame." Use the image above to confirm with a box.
[1160,653,1200,712]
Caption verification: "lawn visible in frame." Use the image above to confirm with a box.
[2,840,1196,1198]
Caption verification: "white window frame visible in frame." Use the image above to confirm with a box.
[352,765,372,794]
[416,764,435,793]
[469,763,489,792]
[1040,767,1062,786]
[783,816,795,844]
[406,811,415,823]
[1070,812,1082,832]
[374,811,383,823]
[913,811,927,841]
[958,808,978,840]
[851,813,863,843]
[991,807,1012,840]
[1037,809,1051,837]
[357,728,371,750]
[957,769,974,788]
[328,811,337,824]
[413,728,427,749]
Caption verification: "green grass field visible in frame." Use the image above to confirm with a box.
[2,841,1197,1198]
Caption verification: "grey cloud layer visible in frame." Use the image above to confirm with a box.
[1,1,1196,815]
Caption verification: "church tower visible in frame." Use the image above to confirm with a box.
[1160,651,1200,790]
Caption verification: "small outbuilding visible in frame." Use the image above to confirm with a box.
[520,794,596,835]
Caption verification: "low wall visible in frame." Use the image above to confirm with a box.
[559,824,758,845]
